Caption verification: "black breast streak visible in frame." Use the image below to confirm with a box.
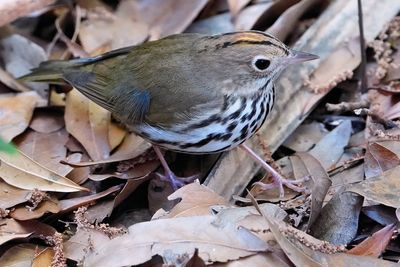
[227,121,238,132]
[182,113,221,132]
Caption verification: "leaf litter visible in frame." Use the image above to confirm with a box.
[0,0,400,266]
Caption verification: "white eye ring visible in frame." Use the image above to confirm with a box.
[251,55,271,72]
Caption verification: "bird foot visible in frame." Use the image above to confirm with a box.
[156,171,199,191]
[254,174,310,198]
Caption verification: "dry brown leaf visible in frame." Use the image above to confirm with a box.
[32,248,54,267]
[29,109,65,133]
[119,0,209,40]
[0,34,48,96]
[347,165,400,208]
[0,244,46,267]
[227,0,251,17]
[15,128,72,176]
[364,142,400,179]
[0,149,88,192]
[108,122,127,150]
[0,179,30,209]
[10,195,60,220]
[88,160,158,181]
[65,89,111,161]
[152,182,231,219]
[348,224,396,257]
[235,3,274,31]
[259,203,397,267]
[84,212,270,266]
[283,122,327,152]
[58,185,121,213]
[293,152,331,229]
[0,91,41,142]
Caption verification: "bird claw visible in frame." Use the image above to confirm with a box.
[155,171,199,190]
[254,174,310,198]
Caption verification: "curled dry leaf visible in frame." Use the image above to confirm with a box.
[15,128,72,176]
[119,0,210,40]
[10,195,60,220]
[283,122,327,152]
[84,210,271,266]
[0,244,47,267]
[0,91,41,142]
[347,165,400,208]
[0,149,88,192]
[364,142,400,179]
[152,182,231,219]
[0,179,30,209]
[1,34,48,97]
[235,2,276,31]
[227,0,251,17]
[29,109,65,133]
[31,248,54,267]
[259,202,397,267]
[348,224,396,257]
[65,89,111,161]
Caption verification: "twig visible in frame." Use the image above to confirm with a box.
[326,95,369,113]
[357,0,368,93]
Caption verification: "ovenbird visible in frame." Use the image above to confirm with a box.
[21,31,318,196]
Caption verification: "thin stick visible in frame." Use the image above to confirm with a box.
[358,0,367,93]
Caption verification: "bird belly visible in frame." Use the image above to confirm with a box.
[134,89,273,154]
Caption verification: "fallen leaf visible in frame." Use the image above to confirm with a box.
[32,248,54,267]
[14,128,72,176]
[29,108,65,133]
[152,182,231,219]
[119,0,210,40]
[283,122,327,152]
[309,120,352,169]
[310,191,363,245]
[0,91,41,142]
[364,142,400,179]
[259,201,397,267]
[0,34,48,97]
[234,2,275,31]
[10,195,60,220]
[293,152,332,229]
[0,244,46,267]
[88,160,158,181]
[362,205,399,226]
[347,165,400,208]
[186,13,234,34]
[0,149,88,192]
[348,224,396,257]
[84,211,270,266]
[227,0,251,17]
[0,179,30,209]
[65,89,111,161]
[108,122,126,151]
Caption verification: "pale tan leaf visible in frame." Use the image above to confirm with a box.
[10,195,60,220]
[0,179,30,209]
[32,248,54,267]
[0,149,88,192]
[0,244,42,267]
[0,92,41,142]
[65,90,111,161]
[227,0,251,17]
[347,165,400,208]
[29,109,65,133]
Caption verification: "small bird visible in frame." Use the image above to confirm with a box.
[20,31,318,197]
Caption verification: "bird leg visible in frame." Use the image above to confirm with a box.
[153,146,198,190]
[240,143,308,198]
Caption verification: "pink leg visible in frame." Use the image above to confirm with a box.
[153,146,198,190]
[240,144,308,198]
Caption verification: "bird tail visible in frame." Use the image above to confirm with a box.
[18,59,87,84]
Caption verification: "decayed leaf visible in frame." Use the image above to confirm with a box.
[259,202,397,267]
[0,179,30,209]
[283,122,327,152]
[153,182,231,219]
[0,149,88,192]
[29,109,65,134]
[227,0,251,17]
[88,160,158,181]
[293,152,331,229]
[15,128,72,176]
[0,91,41,142]
[10,195,60,220]
[364,142,400,179]
[118,0,210,40]
[347,165,400,208]
[348,224,396,257]
[84,210,270,266]
[65,90,111,161]
[79,4,148,53]
[310,192,363,245]
[0,34,48,97]
[0,244,46,267]
[309,120,352,169]
[32,248,54,267]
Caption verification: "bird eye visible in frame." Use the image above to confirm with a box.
[252,56,270,71]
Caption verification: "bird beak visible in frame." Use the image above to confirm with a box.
[287,50,319,64]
